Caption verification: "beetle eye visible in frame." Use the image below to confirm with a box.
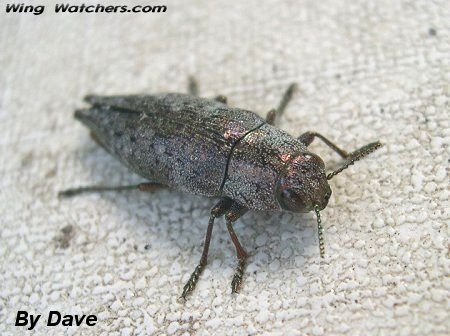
[277,185,306,212]
[282,188,293,198]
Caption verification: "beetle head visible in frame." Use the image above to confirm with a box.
[276,152,332,213]
[276,141,382,259]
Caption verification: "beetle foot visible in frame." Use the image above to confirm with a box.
[231,258,246,293]
[181,264,203,300]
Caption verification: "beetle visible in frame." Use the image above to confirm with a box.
[60,78,382,299]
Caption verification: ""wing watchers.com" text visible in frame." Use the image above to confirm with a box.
[5,3,167,15]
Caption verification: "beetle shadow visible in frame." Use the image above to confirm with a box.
[61,136,318,273]
[238,210,317,263]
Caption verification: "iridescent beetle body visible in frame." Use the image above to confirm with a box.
[62,79,381,299]
[76,93,330,212]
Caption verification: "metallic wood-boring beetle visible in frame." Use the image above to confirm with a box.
[60,78,382,299]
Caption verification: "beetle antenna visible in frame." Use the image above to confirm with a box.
[314,205,325,258]
[327,141,382,180]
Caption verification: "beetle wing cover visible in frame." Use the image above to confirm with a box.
[77,93,265,196]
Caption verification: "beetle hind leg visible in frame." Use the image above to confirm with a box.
[58,182,162,198]
[180,198,233,300]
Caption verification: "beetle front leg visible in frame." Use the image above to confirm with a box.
[224,203,249,293]
[181,198,233,300]
[299,132,382,179]
[298,132,349,158]
[266,83,297,125]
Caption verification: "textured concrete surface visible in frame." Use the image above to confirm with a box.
[1,0,449,335]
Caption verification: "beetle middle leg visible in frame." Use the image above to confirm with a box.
[188,76,228,104]
[224,202,249,293]
[266,83,297,125]
[181,197,233,300]
[214,95,227,104]
[188,76,199,96]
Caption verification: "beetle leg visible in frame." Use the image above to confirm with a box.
[58,182,162,198]
[265,108,276,124]
[181,198,233,300]
[298,132,349,159]
[214,95,228,104]
[188,76,199,96]
[277,83,297,117]
[137,183,163,192]
[188,76,227,103]
[224,203,249,293]
[266,83,297,125]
